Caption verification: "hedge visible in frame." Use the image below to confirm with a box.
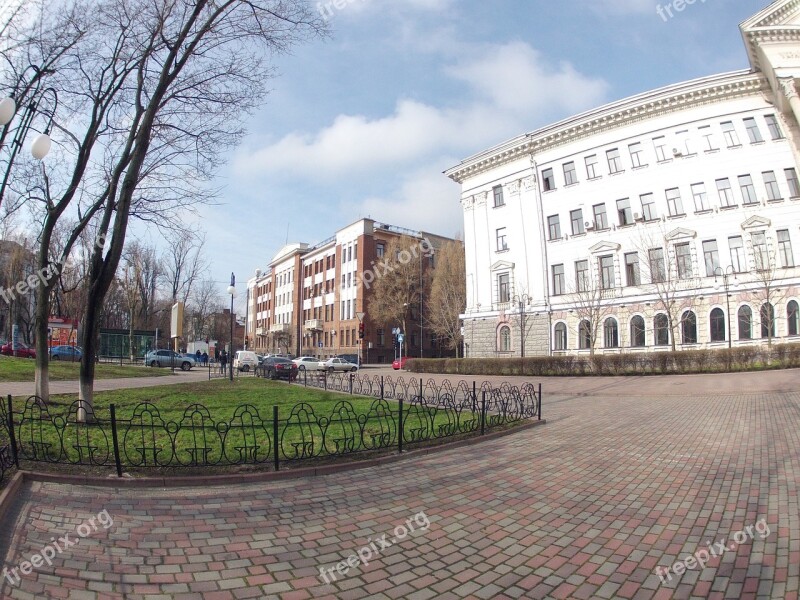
[406,344,800,376]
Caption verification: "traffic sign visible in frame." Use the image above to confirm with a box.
[398,334,404,343]
[318,342,323,348]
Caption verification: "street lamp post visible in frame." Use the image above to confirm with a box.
[0,65,58,209]
[226,273,236,382]
[714,266,736,349]
[512,293,532,358]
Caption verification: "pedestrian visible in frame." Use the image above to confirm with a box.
[195,349,201,363]
[202,351,208,366]
[220,349,228,375]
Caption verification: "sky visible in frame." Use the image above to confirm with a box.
[190,0,766,311]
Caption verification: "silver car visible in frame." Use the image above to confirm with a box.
[144,350,195,371]
[319,357,359,373]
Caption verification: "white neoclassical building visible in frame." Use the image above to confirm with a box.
[446,0,800,358]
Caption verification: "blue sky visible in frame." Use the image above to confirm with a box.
[195,0,765,306]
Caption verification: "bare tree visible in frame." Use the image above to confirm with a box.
[427,241,465,357]
[569,261,617,356]
[748,242,789,346]
[161,229,206,304]
[187,277,221,343]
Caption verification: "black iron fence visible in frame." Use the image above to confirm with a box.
[0,378,541,480]
[1,397,15,486]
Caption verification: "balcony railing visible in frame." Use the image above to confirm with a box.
[270,323,290,333]
[304,319,324,331]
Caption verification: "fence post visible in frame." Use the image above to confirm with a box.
[208,360,211,381]
[273,405,280,472]
[324,371,328,391]
[304,369,307,387]
[110,404,123,478]
[480,391,486,436]
[472,381,477,413]
[6,395,18,468]
[380,376,384,400]
[349,373,354,395]
[419,378,423,402]
[538,383,542,421]
[398,397,404,454]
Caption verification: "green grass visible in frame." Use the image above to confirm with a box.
[9,379,482,469]
[0,356,172,382]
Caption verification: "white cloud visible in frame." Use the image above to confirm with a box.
[588,0,654,15]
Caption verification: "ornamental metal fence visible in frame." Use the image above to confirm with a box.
[1,397,16,486]
[0,378,541,481]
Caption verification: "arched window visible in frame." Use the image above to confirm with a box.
[761,303,775,339]
[654,314,669,346]
[710,308,726,342]
[738,306,752,340]
[554,322,567,350]
[630,316,646,347]
[681,311,697,344]
[788,301,799,336]
[498,326,511,352]
[579,320,591,350]
[604,318,619,348]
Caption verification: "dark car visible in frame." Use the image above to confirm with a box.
[259,356,298,380]
[1,342,36,358]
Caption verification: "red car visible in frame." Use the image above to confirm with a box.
[392,356,409,370]
[1,342,36,358]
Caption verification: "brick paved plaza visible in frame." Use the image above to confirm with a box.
[1,371,798,599]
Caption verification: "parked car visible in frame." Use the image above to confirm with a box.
[336,353,362,366]
[319,357,359,373]
[259,356,298,380]
[144,349,195,371]
[233,350,259,372]
[0,342,36,358]
[50,345,82,361]
[392,356,409,370]
[293,356,322,371]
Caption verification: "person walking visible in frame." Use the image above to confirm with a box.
[220,349,228,375]
[202,351,208,366]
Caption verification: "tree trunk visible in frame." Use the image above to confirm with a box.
[78,297,101,421]
[34,282,51,401]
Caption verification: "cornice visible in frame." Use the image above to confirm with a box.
[446,72,766,184]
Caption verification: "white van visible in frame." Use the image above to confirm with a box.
[234,350,259,372]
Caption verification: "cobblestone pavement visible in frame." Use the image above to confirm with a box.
[1,375,798,599]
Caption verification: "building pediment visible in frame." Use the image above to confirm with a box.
[741,215,771,231]
[588,241,621,254]
[665,228,697,242]
[491,260,514,271]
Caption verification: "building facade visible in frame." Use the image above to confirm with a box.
[247,219,455,363]
[447,0,800,357]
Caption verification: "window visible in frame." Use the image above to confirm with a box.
[497,273,510,303]
[763,171,781,201]
[738,306,752,340]
[617,198,633,225]
[585,155,599,179]
[788,301,799,336]
[640,193,657,221]
[729,236,745,272]
[593,203,608,230]
[576,260,589,292]
[691,183,709,212]
[547,215,561,240]
[761,303,776,339]
[376,242,385,258]
[606,148,623,173]
[681,311,697,344]
[599,255,614,289]
[552,264,565,296]
[739,175,757,205]
[377,328,385,346]
[743,117,763,143]
[498,326,511,352]
[700,125,718,151]
[785,168,800,198]
[630,316,646,347]
[752,232,769,270]
[778,230,794,268]
[675,243,693,279]
[666,188,684,216]
[765,114,783,140]
[653,136,668,161]
[563,161,578,186]
[348,246,352,262]
[496,227,508,251]
[570,209,585,235]
[629,142,645,168]
[542,168,556,191]
[675,129,693,155]
[721,121,740,147]
[493,185,504,207]
[625,252,640,286]
[702,240,720,277]
[709,307,727,343]
[716,178,735,208]
[654,314,670,346]
[579,320,591,350]
[604,318,619,348]
[649,248,666,283]
[554,323,567,351]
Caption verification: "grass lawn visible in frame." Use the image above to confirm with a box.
[9,379,481,469]
[0,356,172,382]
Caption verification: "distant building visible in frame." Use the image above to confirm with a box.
[247,218,457,363]
[447,0,800,357]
